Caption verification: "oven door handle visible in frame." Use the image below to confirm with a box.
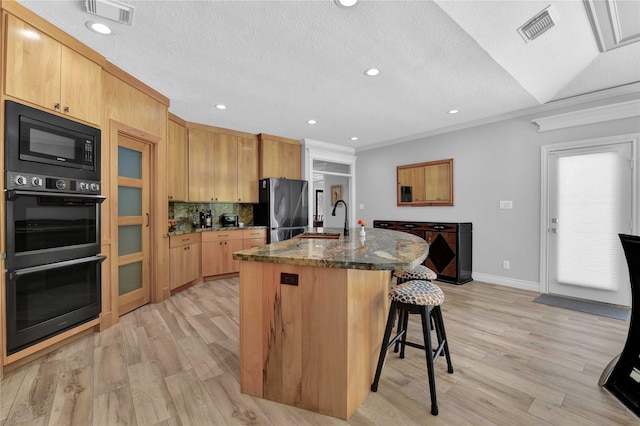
[6,190,106,203]
[9,255,107,278]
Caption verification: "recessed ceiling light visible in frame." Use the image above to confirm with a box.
[364,68,380,77]
[86,21,112,34]
[350,137,358,141]
[307,119,317,124]
[215,104,227,110]
[335,0,358,7]
[448,109,459,114]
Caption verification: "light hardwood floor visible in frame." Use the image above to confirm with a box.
[1,278,638,425]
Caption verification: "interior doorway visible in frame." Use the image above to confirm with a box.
[302,139,357,231]
[541,135,636,306]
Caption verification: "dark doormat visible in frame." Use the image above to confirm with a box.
[533,294,630,321]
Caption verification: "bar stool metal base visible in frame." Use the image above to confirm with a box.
[371,300,453,416]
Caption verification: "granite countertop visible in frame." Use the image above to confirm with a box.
[233,227,429,271]
[167,225,267,237]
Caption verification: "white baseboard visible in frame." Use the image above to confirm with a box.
[469,273,540,293]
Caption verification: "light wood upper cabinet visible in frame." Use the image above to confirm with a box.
[214,133,238,202]
[188,128,216,201]
[238,137,259,203]
[168,116,188,201]
[4,15,102,126]
[397,158,454,206]
[258,134,301,180]
[187,125,259,203]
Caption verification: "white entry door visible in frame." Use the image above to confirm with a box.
[546,141,633,306]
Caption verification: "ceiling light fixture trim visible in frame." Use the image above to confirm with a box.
[86,21,112,34]
[84,0,134,25]
[334,0,358,8]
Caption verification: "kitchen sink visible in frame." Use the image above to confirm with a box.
[297,233,341,239]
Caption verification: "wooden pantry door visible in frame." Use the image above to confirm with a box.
[117,135,151,315]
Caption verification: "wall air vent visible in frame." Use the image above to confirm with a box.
[84,0,134,25]
[518,5,558,43]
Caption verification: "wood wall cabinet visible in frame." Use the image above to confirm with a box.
[373,220,472,285]
[258,134,301,179]
[169,234,201,290]
[187,125,259,203]
[202,230,243,277]
[213,133,239,202]
[188,127,216,201]
[397,158,453,206]
[4,14,102,126]
[238,137,259,203]
[168,114,188,201]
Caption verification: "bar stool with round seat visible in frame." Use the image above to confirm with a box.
[394,264,438,284]
[392,264,438,352]
[371,279,453,415]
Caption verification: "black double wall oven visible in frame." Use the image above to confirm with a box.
[4,101,106,355]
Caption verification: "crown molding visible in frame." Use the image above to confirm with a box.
[356,82,640,152]
[532,99,640,132]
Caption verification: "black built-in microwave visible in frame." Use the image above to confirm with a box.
[5,100,100,182]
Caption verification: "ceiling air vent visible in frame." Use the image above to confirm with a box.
[518,5,558,43]
[84,0,134,25]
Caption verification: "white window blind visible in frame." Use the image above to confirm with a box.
[557,151,621,290]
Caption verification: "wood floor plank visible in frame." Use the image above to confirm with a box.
[92,386,137,426]
[1,279,636,425]
[93,343,127,395]
[48,366,93,426]
[164,369,227,426]
[127,361,177,425]
[4,360,61,425]
[202,371,274,425]
[176,336,226,381]
[0,364,28,423]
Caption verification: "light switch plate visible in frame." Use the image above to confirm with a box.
[499,200,513,209]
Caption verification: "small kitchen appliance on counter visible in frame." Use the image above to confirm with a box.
[221,213,239,227]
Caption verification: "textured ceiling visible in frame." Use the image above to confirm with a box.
[15,0,640,151]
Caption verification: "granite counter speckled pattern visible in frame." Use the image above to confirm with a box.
[233,228,428,271]
[167,225,267,237]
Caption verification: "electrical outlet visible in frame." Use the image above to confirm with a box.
[503,260,510,270]
[499,200,513,209]
[359,203,364,209]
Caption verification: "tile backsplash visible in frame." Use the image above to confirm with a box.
[169,202,254,232]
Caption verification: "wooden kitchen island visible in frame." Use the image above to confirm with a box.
[233,228,429,419]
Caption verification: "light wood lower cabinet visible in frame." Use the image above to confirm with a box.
[202,230,244,277]
[242,228,267,249]
[169,234,201,290]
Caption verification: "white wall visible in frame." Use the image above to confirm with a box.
[355,93,640,291]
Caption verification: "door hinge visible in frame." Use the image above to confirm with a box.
[630,158,635,169]
[1,252,6,260]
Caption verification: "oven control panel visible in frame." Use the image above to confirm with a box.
[6,171,101,194]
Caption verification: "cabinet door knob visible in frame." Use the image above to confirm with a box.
[54,103,61,110]
[64,106,70,113]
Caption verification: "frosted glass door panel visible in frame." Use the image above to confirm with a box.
[118,187,142,216]
[118,146,142,179]
[118,261,142,295]
[118,225,142,256]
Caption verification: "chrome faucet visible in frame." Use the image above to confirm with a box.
[331,199,349,236]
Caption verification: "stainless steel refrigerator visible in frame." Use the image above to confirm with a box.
[255,178,308,243]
